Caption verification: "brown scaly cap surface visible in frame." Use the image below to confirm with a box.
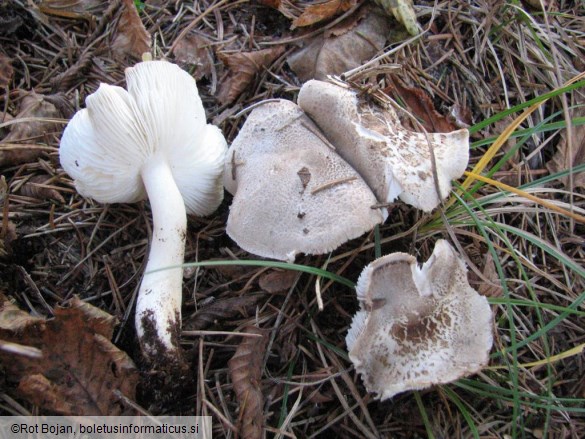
[347,239,493,400]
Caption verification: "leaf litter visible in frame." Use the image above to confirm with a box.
[0,293,138,415]
[287,5,396,81]
[0,0,583,437]
[217,46,286,105]
[0,93,62,167]
[228,326,267,439]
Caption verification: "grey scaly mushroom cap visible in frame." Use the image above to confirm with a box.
[346,240,493,400]
[224,100,386,261]
[298,80,469,212]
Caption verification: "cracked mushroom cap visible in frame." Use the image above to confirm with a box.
[60,60,226,216]
[346,239,493,400]
[224,100,386,261]
[298,80,469,212]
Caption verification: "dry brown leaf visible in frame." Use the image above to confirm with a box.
[307,389,335,404]
[0,294,139,415]
[39,0,106,19]
[112,0,151,60]
[3,93,61,142]
[259,270,298,293]
[17,175,66,203]
[0,93,61,166]
[292,0,356,28]
[0,53,13,88]
[184,295,260,331]
[385,76,458,133]
[258,0,281,8]
[477,252,504,297]
[212,262,256,280]
[228,326,267,439]
[287,8,392,81]
[49,49,95,92]
[172,34,214,81]
[217,46,286,105]
[450,102,472,128]
[257,0,297,20]
[0,294,44,338]
[546,106,585,190]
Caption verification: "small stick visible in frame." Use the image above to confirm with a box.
[311,177,357,195]
[182,330,264,338]
[315,277,324,311]
[232,99,286,119]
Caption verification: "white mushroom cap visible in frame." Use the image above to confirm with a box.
[298,80,470,212]
[60,60,226,216]
[224,100,386,261]
[346,239,493,400]
[59,60,227,368]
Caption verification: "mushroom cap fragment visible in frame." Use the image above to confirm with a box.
[298,80,469,212]
[60,60,226,216]
[224,100,386,261]
[346,239,493,400]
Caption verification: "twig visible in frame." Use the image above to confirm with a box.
[310,177,357,195]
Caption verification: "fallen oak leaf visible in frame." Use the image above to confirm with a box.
[228,326,267,439]
[477,251,504,297]
[257,0,298,19]
[292,0,356,28]
[287,6,393,81]
[259,269,298,293]
[171,34,214,81]
[546,106,585,190]
[0,294,44,339]
[0,144,58,167]
[183,295,261,331]
[0,294,139,415]
[17,175,66,203]
[0,92,62,166]
[39,0,107,20]
[112,0,151,60]
[259,0,281,6]
[384,76,458,133]
[217,46,285,105]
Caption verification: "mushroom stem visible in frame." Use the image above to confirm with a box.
[136,154,187,364]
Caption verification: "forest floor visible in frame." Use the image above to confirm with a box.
[0,0,584,438]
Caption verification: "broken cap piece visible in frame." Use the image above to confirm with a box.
[346,239,493,400]
[60,60,227,368]
[298,80,469,212]
[224,99,386,261]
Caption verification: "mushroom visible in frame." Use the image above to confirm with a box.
[59,60,227,367]
[298,80,470,212]
[224,100,386,261]
[346,239,493,400]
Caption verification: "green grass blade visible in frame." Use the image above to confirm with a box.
[468,79,585,134]
[161,259,356,288]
